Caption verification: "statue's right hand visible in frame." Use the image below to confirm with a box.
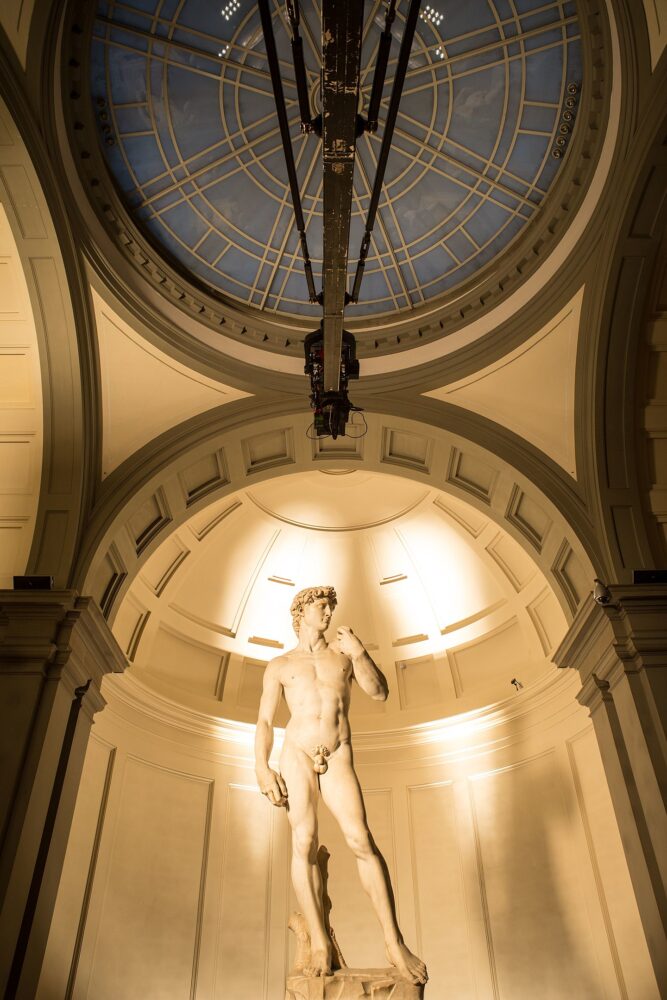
[257,768,288,807]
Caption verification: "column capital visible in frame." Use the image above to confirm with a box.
[552,584,667,689]
[0,590,126,695]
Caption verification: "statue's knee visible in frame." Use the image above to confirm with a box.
[293,827,317,861]
[346,830,373,859]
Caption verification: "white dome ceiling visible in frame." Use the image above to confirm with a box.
[113,469,569,730]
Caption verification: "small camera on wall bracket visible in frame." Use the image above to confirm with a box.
[304,325,364,440]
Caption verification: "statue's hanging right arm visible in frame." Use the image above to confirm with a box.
[255,658,289,807]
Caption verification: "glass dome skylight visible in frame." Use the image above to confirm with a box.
[91,0,582,319]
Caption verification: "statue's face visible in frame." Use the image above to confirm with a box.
[300,597,333,633]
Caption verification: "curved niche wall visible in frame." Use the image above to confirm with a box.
[112,469,568,726]
[37,469,659,999]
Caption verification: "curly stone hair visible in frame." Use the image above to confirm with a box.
[290,586,337,635]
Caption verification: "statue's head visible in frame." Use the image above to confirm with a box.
[290,586,337,636]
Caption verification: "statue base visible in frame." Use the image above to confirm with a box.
[285,968,425,999]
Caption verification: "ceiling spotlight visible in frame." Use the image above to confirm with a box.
[421,5,443,26]
[221,1,240,20]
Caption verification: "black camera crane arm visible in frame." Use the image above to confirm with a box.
[258,0,422,429]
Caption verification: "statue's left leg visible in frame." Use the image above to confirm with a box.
[319,743,428,986]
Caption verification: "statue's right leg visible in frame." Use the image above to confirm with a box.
[280,741,332,976]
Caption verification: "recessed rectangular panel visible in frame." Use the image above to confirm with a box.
[381,428,432,471]
[178,449,228,505]
[0,522,25,585]
[127,488,171,554]
[470,752,602,998]
[567,729,657,997]
[140,535,189,596]
[242,428,294,474]
[485,532,535,591]
[0,259,20,313]
[0,165,47,238]
[396,655,440,709]
[448,618,524,694]
[87,758,211,1000]
[0,350,32,405]
[433,496,487,537]
[408,782,475,996]
[150,626,225,697]
[527,588,565,655]
[447,448,497,502]
[0,438,31,491]
[506,485,551,550]
[237,657,267,711]
[37,737,115,1000]
[216,785,272,998]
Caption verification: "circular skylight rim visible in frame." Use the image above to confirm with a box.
[62,0,609,357]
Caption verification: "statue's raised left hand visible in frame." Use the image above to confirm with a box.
[336,625,365,659]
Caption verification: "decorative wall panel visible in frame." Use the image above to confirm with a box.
[408,782,475,997]
[469,752,602,998]
[85,757,211,1000]
[216,785,273,999]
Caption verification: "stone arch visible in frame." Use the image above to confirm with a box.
[583,79,667,580]
[0,82,95,586]
[76,407,597,629]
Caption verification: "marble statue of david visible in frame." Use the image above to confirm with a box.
[255,585,428,987]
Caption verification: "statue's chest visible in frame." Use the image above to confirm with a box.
[284,654,350,690]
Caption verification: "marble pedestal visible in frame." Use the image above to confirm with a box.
[285,968,425,999]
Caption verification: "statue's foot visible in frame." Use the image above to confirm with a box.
[304,944,332,978]
[386,940,428,985]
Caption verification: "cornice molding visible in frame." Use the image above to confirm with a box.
[552,583,667,691]
[0,590,127,694]
[100,667,582,766]
[0,52,101,587]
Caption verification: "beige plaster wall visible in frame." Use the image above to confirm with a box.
[0,202,42,587]
[37,671,657,1000]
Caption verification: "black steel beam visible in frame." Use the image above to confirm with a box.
[350,0,422,304]
[258,0,317,303]
[286,0,320,134]
[365,0,397,133]
[321,0,364,391]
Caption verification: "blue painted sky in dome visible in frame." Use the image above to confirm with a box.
[91,0,582,319]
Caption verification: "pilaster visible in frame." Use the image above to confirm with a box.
[553,584,667,993]
[0,590,126,1000]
